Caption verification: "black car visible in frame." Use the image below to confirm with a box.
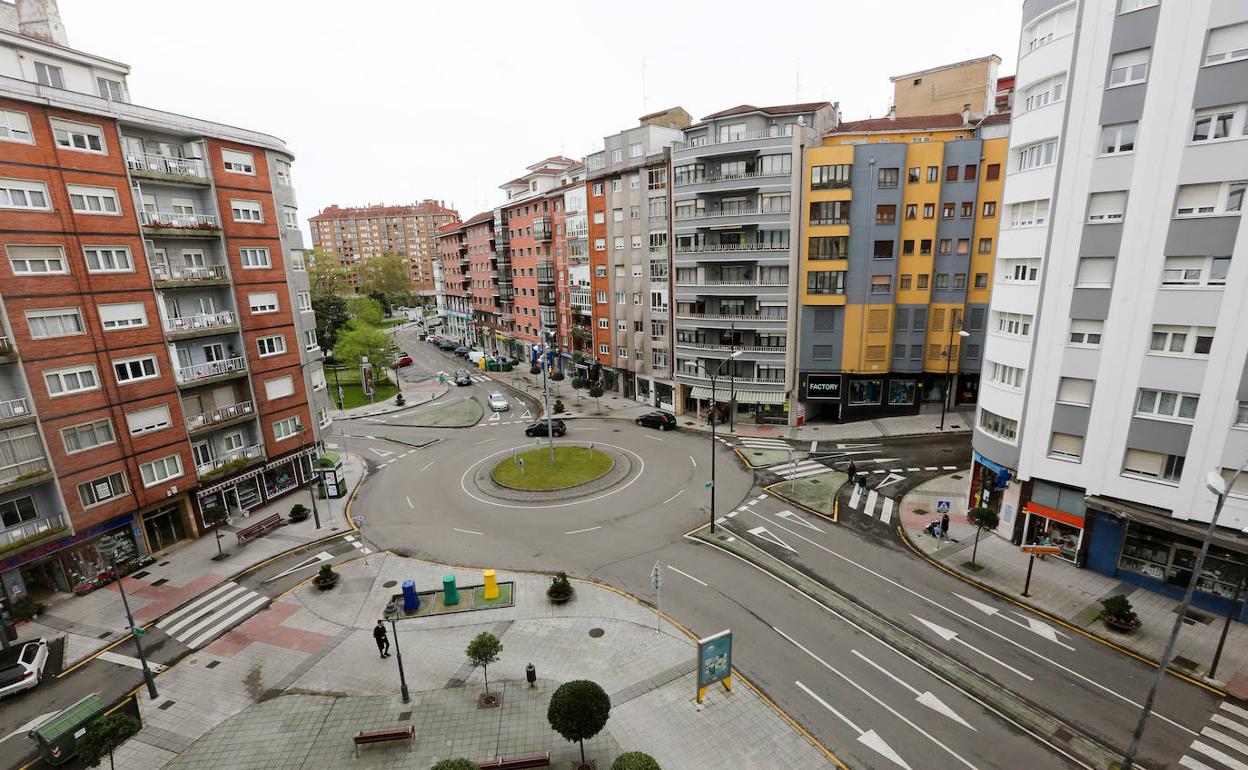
[454,346,471,357]
[454,370,472,386]
[635,411,677,431]
[524,419,567,438]
[438,339,458,351]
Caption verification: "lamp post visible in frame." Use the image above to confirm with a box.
[706,350,743,535]
[97,534,158,699]
[1120,461,1248,770]
[938,322,971,431]
[539,329,557,465]
[294,425,322,530]
[383,600,411,703]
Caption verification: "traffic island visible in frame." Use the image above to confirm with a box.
[491,446,614,491]
[766,471,847,518]
[385,582,515,618]
[388,397,483,428]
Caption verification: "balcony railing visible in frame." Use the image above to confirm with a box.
[175,356,246,384]
[536,261,555,286]
[674,206,790,221]
[533,218,553,242]
[140,211,220,230]
[676,371,786,386]
[675,280,789,288]
[197,444,264,475]
[186,400,254,432]
[126,152,208,179]
[675,312,788,322]
[0,456,50,486]
[675,341,788,354]
[675,243,790,254]
[164,310,236,334]
[0,397,31,420]
[151,263,229,282]
[673,129,790,151]
[0,512,65,549]
[673,169,792,187]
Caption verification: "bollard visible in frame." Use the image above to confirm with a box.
[442,575,460,606]
[402,579,419,613]
[483,569,499,600]
[526,663,536,687]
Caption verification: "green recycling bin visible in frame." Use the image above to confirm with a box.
[443,575,460,606]
[30,692,106,765]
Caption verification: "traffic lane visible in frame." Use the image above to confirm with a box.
[597,539,1078,770]
[724,506,1214,763]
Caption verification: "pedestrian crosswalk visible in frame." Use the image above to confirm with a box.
[737,437,791,451]
[846,483,897,524]
[155,581,269,649]
[1181,701,1248,770]
[471,375,489,382]
[766,459,833,481]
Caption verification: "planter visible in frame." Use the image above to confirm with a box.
[547,588,573,604]
[288,510,310,523]
[313,574,339,591]
[1102,614,1140,633]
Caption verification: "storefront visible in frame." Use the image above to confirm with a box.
[968,450,1019,540]
[194,445,318,526]
[140,501,191,554]
[687,385,787,425]
[1020,501,1084,564]
[798,372,922,423]
[0,514,145,601]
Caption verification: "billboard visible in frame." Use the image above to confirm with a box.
[696,629,733,703]
[361,361,375,399]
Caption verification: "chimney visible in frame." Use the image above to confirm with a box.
[961,103,972,126]
[17,0,68,46]
[887,105,896,121]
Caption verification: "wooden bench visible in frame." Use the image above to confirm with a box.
[235,513,283,545]
[477,752,550,769]
[352,725,414,758]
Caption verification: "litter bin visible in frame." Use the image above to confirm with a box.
[30,692,106,765]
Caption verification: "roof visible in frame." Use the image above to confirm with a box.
[638,106,683,121]
[889,54,1002,82]
[463,211,494,227]
[701,102,831,121]
[434,222,464,237]
[980,112,1012,126]
[310,200,459,221]
[832,111,1010,134]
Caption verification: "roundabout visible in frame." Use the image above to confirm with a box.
[490,445,614,491]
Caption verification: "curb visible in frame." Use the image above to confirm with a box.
[333,383,452,421]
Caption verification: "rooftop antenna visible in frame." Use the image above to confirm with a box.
[641,56,652,113]
[795,57,800,102]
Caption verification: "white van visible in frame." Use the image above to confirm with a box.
[468,351,486,364]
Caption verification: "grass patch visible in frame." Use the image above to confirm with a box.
[325,366,398,409]
[473,583,514,608]
[770,471,848,515]
[491,446,614,491]
[391,398,483,427]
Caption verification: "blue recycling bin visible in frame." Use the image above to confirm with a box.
[402,580,420,613]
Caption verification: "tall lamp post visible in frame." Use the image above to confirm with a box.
[97,534,158,699]
[383,600,411,703]
[538,329,558,465]
[938,322,971,431]
[294,425,322,530]
[706,350,743,535]
[1121,461,1247,770]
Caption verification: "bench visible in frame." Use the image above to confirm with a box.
[477,752,551,769]
[352,726,414,758]
[235,513,283,545]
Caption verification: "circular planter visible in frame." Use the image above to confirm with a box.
[288,512,310,524]
[1102,615,1140,633]
[313,574,340,591]
[547,589,574,605]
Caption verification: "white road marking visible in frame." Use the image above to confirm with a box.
[662,490,684,505]
[475,437,497,445]
[754,494,767,503]
[98,650,168,673]
[158,583,246,634]
[405,497,414,510]
[850,650,975,730]
[1203,727,1248,759]
[1214,714,1248,739]
[645,435,664,442]
[924,466,939,471]
[911,615,1033,681]
[420,461,436,472]
[185,596,270,649]
[369,447,393,458]
[906,467,921,472]
[952,594,1075,651]
[810,441,818,452]
[264,551,335,583]
[1190,741,1248,770]
[865,489,878,517]
[666,565,707,586]
[871,458,902,464]
[775,510,823,532]
[848,485,861,509]
[746,525,797,553]
[363,435,376,440]
[564,526,602,535]
[453,528,484,535]
[890,468,904,473]
[1180,756,1217,770]
[875,472,906,490]
[795,681,913,770]
[1223,703,1248,721]
[688,454,696,467]
[879,497,895,524]
[0,711,61,744]
[943,465,958,470]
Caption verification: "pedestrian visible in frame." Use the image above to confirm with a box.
[857,474,867,495]
[374,620,390,658]
[846,462,858,482]
[940,512,950,542]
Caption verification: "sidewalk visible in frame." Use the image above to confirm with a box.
[899,472,1248,698]
[111,553,833,769]
[13,453,367,669]
[330,378,449,420]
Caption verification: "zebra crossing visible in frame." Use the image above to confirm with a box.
[155,580,270,649]
[846,482,897,524]
[766,459,834,481]
[1181,701,1248,770]
[470,375,489,383]
[735,437,791,452]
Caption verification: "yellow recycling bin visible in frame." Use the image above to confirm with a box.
[483,569,499,600]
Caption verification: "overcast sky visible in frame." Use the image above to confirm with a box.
[63,0,1022,231]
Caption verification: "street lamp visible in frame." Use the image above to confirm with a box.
[97,534,158,700]
[383,600,411,703]
[294,425,322,530]
[1120,460,1247,770]
[938,325,971,431]
[705,350,743,535]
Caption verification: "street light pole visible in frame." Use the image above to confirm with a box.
[384,601,410,703]
[295,427,322,530]
[938,321,970,431]
[540,329,556,465]
[98,535,158,699]
[705,351,742,535]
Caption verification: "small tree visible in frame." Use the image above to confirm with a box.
[76,712,140,770]
[589,385,604,414]
[966,506,1000,567]
[548,679,611,767]
[613,752,662,770]
[432,759,480,770]
[466,631,502,698]
[203,506,229,559]
[571,377,586,405]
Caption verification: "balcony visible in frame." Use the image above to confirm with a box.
[196,444,264,478]
[125,152,209,184]
[537,288,556,307]
[536,261,555,287]
[673,169,792,194]
[186,400,254,433]
[676,370,786,387]
[151,262,230,286]
[533,218,553,242]
[674,312,788,329]
[175,356,247,386]
[0,456,51,491]
[675,341,787,355]
[0,512,66,551]
[140,211,222,236]
[674,205,791,223]
[0,397,34,428]
[0,335,15,364]
[163,310,238,339]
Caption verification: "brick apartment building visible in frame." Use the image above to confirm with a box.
[308,200,458,295]
[0,0,330,603]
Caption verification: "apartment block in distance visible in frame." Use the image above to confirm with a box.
[972,0,1248,621]
[434,219,469,343]
[0,0,330,602]
[309,200,458,294]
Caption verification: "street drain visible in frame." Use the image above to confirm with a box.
[383,580,398,588]
[1172,656,1198,671]
[158,700,175,710]
[398,711,412,721]
[206,660,220,669]
[589,628,605,638]
[951,475,964,481]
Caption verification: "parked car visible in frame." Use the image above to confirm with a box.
[488,392,510,411]
[525,419,566,437]
[454,346,471,358]
[636,411,677,431]
[427,335,442,345]
[438,339,458,351]
[0,638,48,699]
[454,370,472,386]
[393,353,413,367]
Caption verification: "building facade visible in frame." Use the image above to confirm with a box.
[463,211,499,351]
[0,1,329,602]
[308,200,458,295]
[434,221,469,344]
[890,56,1003,119]
[972,0,1248,620]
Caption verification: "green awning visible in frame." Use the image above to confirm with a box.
[690,386,786,405]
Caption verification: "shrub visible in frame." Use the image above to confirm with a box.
[554,400,565,414]
[551,371,565,381]
[572,377,586,390]
[530,365,542,375]
[431,760,479,770]
[613,752,661,770]
[1101,594,1138,625]
[548,679,611,766]
[548,571,573,599]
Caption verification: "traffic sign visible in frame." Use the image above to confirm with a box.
[1021,545,1062,556]
[704,481,713,489]
[353,515,364,527]
[132,627,146,637]
[651,561,662,590]
[936,500,952,514]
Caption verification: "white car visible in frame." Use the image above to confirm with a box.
[488,392,510,412]
[0,638,48,699]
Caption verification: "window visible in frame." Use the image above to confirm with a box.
[979,408,1018,441]
[593,238,605,252]
[956,239,970,256]
[877,168,899,188]
[67,184,120,215]
[1149,324,1214,356]
[810,200,850,225]
[809,236,849,259]
[45,364,98,396]
[990,362,1026,389]
[870,275,891,294]
[7,245,66,275]
[1076,257,1115,287]
[612,208,623,223]
[974,273,988,288]
[140,455,183,487]
[926,166,939,183]
[1175,181,1246,217]
[908,167,920,183]
[1009,199,1050,227]
[283,206,299,230]
[0,109,33,144]
[257,335,286,357]
[125,405,171,435]
[1088,191,1127,222]
[938,239,952,255]
[1205,22,1248,66]
[1109,49,1150,87]
[274,158,292,185]
[1018,140,1057,170]
[954,273,967,288]
[113,355,158,384]
[1068,319,1103,347]
[875,205,896,225]
[904,203,917,220]
[978,238,993,254]
[272,415,303,441]
[617,347,627,359]
[1056,377,1094,405]
[1120,0,1158,11]
[26,307,83,338]
[83,246,132,272]
[98,302,147,330]
[920,240,932,255]
[761,193,790,213]
[898,274,912,290]
[873,240,894,259]
[961,202,974,218]
[935,273,950,288]
[51,120,105,153]
[614,292,625,304]
[1049,433,1084,460]
[942,203,956,219]
[1136,389,1199,420]
[628,142,643,158]
[946,165,959,182]
[996,312,1034,338]
[1237,402,1248,427]
[1123,449,1184,482]
[647,168,668,189]
[1160,255,1230,286]
[986,164,1001,181]
[265,376,295,401]
[0,496,38,529]
[231,199,263,222]
[631,234,643,249]
[303,329,317,352]
[221,149,255,174]
[917,274,930,289]
[923,203,935,219]
[1022,75,1065,112]
[78,472,127,508]
[62,419,115,454]
[1002,257,1041,283]
[249,292,278,313]
[297,291,312,312]
[1191,104,1247,144]
[592,183,602,196]
[1100,122,1137,154]
[34,61,64,88]
[595,291,607,303]
[806,270,846,295]
[239,247,270,269]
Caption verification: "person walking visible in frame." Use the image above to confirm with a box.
[846,462,858,483]
[374,620,391,658]
[940,512,951,542]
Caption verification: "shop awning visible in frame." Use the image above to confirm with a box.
[690,386,786,405]
[1086,495,1248,555]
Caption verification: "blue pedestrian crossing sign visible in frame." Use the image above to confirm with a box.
[936,500,952,514]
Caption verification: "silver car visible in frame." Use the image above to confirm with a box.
[488,392,510,411]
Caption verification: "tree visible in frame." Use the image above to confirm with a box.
[466,631,502,698]
[432,760,480,770]
[203,506,229,560]
[966,506,1000,567]
[613,752,661,770]
[359,252,410,296]
[307,248,354,296]
[76,712,140,770]
[548,679,611,767]
[312,293,348,354]
[589,385,604,414]
[346,296,384,327]
[571,377,586,404]
[334,323,391,371]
